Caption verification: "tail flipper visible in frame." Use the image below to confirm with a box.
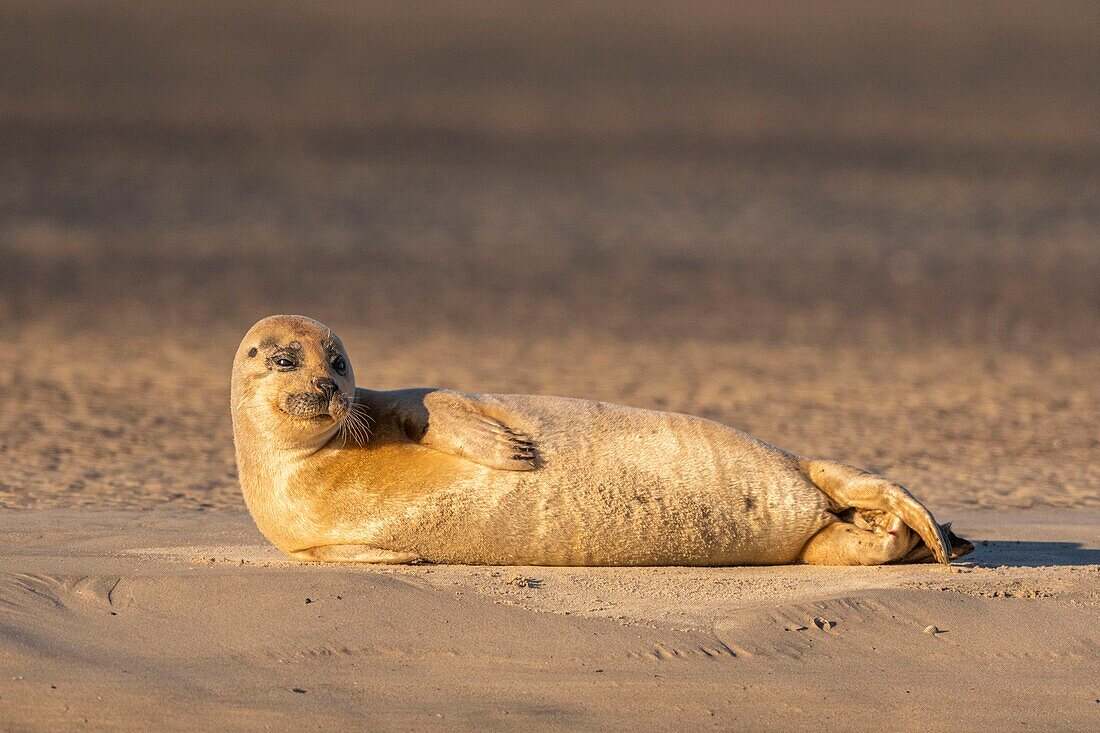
[800,459,952,564]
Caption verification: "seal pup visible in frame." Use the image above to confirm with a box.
[231,315,972,566]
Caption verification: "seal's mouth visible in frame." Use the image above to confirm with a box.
[275,389,369,444]
[279,390,347,421]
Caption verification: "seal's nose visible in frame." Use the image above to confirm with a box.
[313,377,337,397]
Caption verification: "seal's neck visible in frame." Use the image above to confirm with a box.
[233,417,339,481]
[232,417,339,552]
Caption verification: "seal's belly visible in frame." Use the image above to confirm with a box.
[359,395,834,566]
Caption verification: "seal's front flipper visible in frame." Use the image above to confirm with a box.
[401,389,539,471]
[291,545,422,564]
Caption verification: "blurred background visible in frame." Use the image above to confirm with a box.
[1,1,1097,510]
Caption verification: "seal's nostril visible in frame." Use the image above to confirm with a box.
[314,377,337,396]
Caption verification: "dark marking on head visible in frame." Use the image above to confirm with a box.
[743,495,756,511]
[247,347,258,358]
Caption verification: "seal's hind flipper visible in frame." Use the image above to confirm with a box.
[899,522,975,564]
[800,513,921,565]
[800,459,951,564]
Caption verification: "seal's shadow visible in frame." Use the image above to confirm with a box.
[967,541,1100,568]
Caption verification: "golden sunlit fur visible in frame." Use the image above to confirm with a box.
[231,315,968,566]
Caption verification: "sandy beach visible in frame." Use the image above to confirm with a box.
[1,508,1097,731]
[1,2,1098,730]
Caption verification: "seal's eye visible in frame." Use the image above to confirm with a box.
[273,357,296,369]
[331,355,347,376]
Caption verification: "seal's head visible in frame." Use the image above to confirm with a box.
[231,315,362,450]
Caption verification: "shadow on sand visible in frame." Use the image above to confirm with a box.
[967,541,1100,568]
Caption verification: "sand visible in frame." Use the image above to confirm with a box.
[1,2,1098,730]
[0,508,1097,731]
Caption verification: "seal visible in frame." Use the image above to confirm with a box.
[231,315,972,566]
